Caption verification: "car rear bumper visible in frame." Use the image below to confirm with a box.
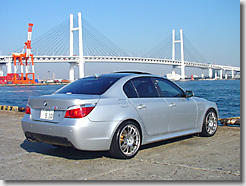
[25,131,73,147]
[21,114,118,151]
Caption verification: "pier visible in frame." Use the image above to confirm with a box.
[0,110,240,180]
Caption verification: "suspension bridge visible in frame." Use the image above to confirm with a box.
[0,12,240,81]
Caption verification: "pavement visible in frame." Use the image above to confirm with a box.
[0,110,241,181]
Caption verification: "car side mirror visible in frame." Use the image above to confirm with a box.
[185,90,194,98]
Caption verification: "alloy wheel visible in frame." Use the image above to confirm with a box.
[119,124,141,157]
[205,111,217,135]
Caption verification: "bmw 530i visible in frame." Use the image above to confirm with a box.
[21,72,218,159]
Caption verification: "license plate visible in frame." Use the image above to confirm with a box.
[40,110,54,120]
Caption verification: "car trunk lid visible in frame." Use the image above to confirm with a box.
[28,94,100,123]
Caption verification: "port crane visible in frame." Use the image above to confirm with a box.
[11,23,35,84]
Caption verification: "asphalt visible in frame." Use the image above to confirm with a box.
[0,110,241,181]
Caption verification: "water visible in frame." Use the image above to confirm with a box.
[0,80,240,119]
[0,85,64,108]
[176,79,240,119]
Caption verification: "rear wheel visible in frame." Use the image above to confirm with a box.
[200,109,218,137]
[109,121,141,159]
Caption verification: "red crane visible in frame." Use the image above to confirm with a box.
[11,23,35,84]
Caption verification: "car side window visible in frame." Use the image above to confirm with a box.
[123,81,138,98]
[131,77,159,98]
[154,78,184,97]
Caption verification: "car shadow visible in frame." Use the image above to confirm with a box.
[140,134,195,151]
[20,134,196,160]
[20,139,108,160]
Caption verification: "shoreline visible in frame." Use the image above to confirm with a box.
[0,82,69,86]
[0,108,240,127]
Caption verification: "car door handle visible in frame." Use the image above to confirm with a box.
[169,103,176,107]
[137,104,146,109]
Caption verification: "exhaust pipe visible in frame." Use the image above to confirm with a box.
[27,136,37,142]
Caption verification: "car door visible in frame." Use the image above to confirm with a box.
[153,77,197,132]
[124,77,170,136]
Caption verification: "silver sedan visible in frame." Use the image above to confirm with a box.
[21,72,218,159]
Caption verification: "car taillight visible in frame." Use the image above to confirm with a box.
[25,105,31,114]
[65,105,95,118]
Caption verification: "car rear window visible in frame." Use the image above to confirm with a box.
[56,77,119,95]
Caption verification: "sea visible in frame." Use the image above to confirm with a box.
[0,79,240,119]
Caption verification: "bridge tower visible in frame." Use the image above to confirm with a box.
[172,29,185,79]
[69,12,84,81]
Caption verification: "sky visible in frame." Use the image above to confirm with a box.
[0,0,240,79]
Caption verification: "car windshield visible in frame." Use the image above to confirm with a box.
[56,77,119,95]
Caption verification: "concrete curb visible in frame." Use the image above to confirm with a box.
[0,105,25,112]
[219,117,240,126]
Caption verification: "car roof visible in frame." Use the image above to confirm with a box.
[87,71,152,79]
[113,71,151,75]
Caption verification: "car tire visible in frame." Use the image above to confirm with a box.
[109,121,141,159]
[200,109,218,137]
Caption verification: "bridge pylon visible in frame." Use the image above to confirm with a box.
[172,29,185,79]
[69,12,84,81]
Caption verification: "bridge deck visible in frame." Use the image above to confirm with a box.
[0,55,240,71]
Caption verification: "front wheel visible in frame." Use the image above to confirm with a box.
[109,121,141,159]
[200,109,218,137]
